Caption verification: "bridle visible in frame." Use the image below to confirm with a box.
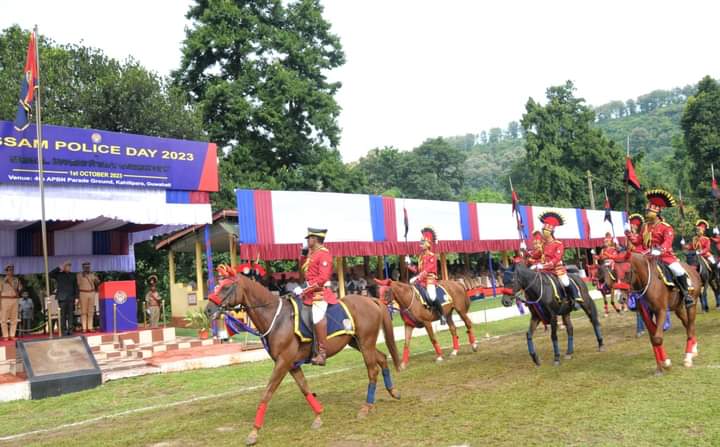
[210,276,282,339]
[512,266,544,305]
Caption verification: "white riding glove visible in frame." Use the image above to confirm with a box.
[530,264,541,271]
[409,276,417,284]
[714,227,720,235]
[293,286,303,296]
[650,249,661,257]
[404,255,412,264]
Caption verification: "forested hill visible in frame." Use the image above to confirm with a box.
[448,85,695,197]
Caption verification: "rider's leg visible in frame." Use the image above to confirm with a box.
[669,262,694,308]
[558,273,580,305]
[427,284,446,324]
[311,300,328,366]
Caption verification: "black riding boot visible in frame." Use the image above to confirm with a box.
[675,274,694,309]
[564,285,578,309]
[433,299,446,325]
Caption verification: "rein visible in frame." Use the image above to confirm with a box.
[513,268,544,305]
[631,256,653,297]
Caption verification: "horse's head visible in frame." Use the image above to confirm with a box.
[504,261,533,307]
[374,278,393,305]
[206,266,245,319]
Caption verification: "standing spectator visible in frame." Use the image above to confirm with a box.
[50,260,78,336]
[145,275,162,328]
[76,261,100,333]
[1,264,23,341]
[19,291,34,335]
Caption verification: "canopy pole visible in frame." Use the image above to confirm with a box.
[194,235,204,302]
[399,254,407,282]
[376,256,384,279]
[168,249,176,285]
[229,234,237,268]
[336,257,346,298]
[440,253,449,280]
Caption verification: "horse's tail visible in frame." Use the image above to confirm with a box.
[379,301,401,371]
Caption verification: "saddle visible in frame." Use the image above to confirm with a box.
[413,283,452,308]
[655,262,677,288]
[289,296,355,343]
[540,272,580,306]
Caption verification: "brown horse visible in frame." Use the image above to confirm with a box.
[206,274,401,446]
[596,262,630,316]
[629,252,701,374]
[375,279,478,368]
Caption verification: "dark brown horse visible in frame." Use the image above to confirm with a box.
[375,279,477,369]
[595,262,630,316]
[207,274,401,445]
[629,253,701,374]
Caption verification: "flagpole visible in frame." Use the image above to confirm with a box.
[713,164,718,226]
[33,25,51,316]
[605,188,616,240]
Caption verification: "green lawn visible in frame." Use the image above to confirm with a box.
[3,307,719,446]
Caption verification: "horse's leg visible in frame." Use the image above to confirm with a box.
[357,344,381,419]
[289,367,323,430]
[611,289,622,313]
[375,350,401,399]
[635,311,646,337]
[527,316,541,366]
[246,358,292,446]
[424,322,444,363]
[652,302,670,371]
[457,308,478,352]
[447,310,460,357]
[581,292,605,351]
[400,324,413,370]
[637,302,665,375]
[602,290,610,317]
[562,313,574,360]
[675,304,698,368]
[700,285,709,313]
[550,316,561,366]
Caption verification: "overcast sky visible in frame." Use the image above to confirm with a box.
[3,1,720,161]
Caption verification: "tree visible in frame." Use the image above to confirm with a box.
[488,127,503,143]
[174,0,353,209]
[514,81,625,207]
[479,130,488,144]
[506,121,520,139]
[679,76,720,219]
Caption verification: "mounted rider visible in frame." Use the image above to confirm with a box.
[642,189,694,308]
[407,227,445,324]
[690,219,716,267]
[532,211,582,306]
[625,213,645,253]
[526,230,544,267]
[295,227,337,366]
[597,232,622,265]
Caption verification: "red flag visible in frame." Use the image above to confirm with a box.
[604,197,612,223]
[712,177,720,199]
[624,156,641,191]
[14,31,39,132]
[511,190,519,215]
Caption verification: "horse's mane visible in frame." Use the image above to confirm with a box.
[236,274,279,304]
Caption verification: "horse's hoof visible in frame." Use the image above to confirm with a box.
[654,368,664,377]
[435,356,444,364]
[598,345,606,352]
[388,388,401,400]
[663,358,672,369]
[246,429,258,446]
[399,362,408,371]
[357,404,373,419]
[311,416,323,430]
[450,349,458,357]
[564,354,573,360]
[553,360,560,366]
[471,342,479,352]
[604,313,609,318]
[636,332,645,338]
[683,354,693,368]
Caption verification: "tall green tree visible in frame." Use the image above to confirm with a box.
[174,0,355,208]
[680,75,720,220]
[514,81,625,207]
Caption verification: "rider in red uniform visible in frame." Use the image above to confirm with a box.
[691,219,716,266]
[295,227,337,366]
[526,231,544,267]
[533,211,581,305]
[597,232,622,264]
[407,227,444,324]
[624,213,645,253]
[642,189,694,308]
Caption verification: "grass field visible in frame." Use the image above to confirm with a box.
[2,306,720,447]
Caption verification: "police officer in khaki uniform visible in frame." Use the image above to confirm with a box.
[1,264,23,341]
[145,275,162,328]
[76,261,100,332]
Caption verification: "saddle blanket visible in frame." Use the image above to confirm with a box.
[413,283,452,308]
[289,296,355,343]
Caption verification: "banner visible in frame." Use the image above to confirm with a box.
[0,121,218,191]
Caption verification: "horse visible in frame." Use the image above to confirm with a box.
[595,262,629,316]
[629,252,701,375]
[206,274,401,446]
[502,263,604,366]
[375,279,478,368]
[685,251,720,313]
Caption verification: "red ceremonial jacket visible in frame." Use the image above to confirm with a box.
[300,246,338,305]
[626,231,644,253]
[712,235,720,252]
[692,235,712,259]
[540,239,567,275]
[642,221,678,264]
[598,246,621,262]
[526,240,544,266]
[409,250,437,287]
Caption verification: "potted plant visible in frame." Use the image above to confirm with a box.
[184,307,211,339]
